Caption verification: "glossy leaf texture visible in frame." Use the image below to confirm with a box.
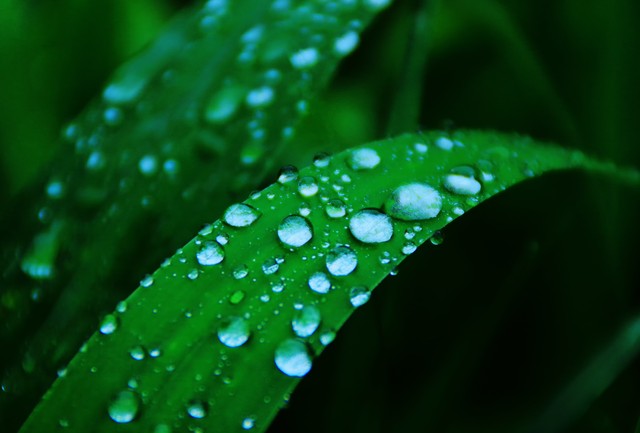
[19,130,639,433]
[0,0,389,427]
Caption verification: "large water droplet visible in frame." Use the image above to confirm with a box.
[196,241,225,266]
[326,246,358,276]
[349,286,371,308]
[217,317,250,348]
[292,306,321,338]
[347,148,380,170]
[385,183,442,221]
[108,390,140,424]
[274,339,312,377]
[308,272,331,294]
[349,209,393,243]
[223,203,261,227]
[278,216,313,248]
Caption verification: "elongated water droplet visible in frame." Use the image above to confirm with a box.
[246,86,274,108]
[290,47,319,69]
[140,275,154,288]
[108,390,140,424]
[326,246,358,276]
[223,203,261,227]
[444,173,481,195]
[274,339,312,377]
[385,183,442,221]
[278,216,313,247]
[349,286,371,307]
[349,209,393,243]
[217,317,250,348]
[347,148,380,170]
[292,306,321,338]
[308,272,331,294]
[196,241,225,266]
[334,31,359,56]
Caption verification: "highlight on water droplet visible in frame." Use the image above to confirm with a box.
[217,316,250,348]
[385,183,442,221]
[326,246,358,276]
[274,339,312,377]
[223,203,261,227]
[277,216,313,248]
[292,305,321,338]
[349,209,393,244]
[108,390,140,424]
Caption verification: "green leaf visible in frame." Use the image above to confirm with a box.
[0,0,389,426]
[19,130,638,433]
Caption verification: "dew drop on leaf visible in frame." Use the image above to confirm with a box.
[186,400,208,419]
[196,241,225,266]
[242,417,255,430]
[289,47,319,69]
[277,165,299,184]
[274,339,312,377]
[384,183,442,221]
[233,265,249,280]
[326,246,358,276]
[308,272,331,294]
[217,317,250,348]
[298,176,319,197]
[349,209,393,243]
[277,216,313,247]
[223,203,261,227]
[99,314,118,335]
[333,31,359,56]
[349,286,371,308]
[444,173,481,195]
[325,199,347,218]
[292,305,321,338]
[108,390,140,424]
[319,331,336,346]
[140,275,154,288]
[347,148,380,170]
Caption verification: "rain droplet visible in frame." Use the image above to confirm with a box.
[246,86,274,108]
[298,176,319,197]
[401,242,417,255]
[349,286,371,308]
[274,339,312,377]
[233,265,249,279]
[334,31,359,56]
[349,209,393,243]
[138,155,158,176]
[140,275,154,288]
[186,400,208,419]
[278,216,313,248]
[347,148,380,170]
[204,85,245,124]
[187,269,199,280]
[218,317,250,348]
[46,181,64,199]
[262,258,280,275]
[435,136,454,150]
[223,203,261,227]
[430,230,444,245]
[290,47,319,69]
[308,272,331,294]
[326,246,358,276]
[100,314,118,335]
[319,331,336,346]
[196,241,225,266]
[242,417,255,430]
[385,183,442,221]
[313,152,330,168]
[325,199,347,218]
[129,346,146,361]
[108,390,140,424]
[292,306,321,338]
[444,173,481,195]
[103,107,123,126]
[278,165,299,184]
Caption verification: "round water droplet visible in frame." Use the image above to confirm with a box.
[325,199,347,218]
[196,241,225,266]
[274,339,312,377]
[347,148,380,170]
[313,152,330,168]
[262,258,280,275]
[349,209,393,243]
[100,314,118,335]
[108,390,140,424]
[103,107,123,126]
[233,265,249,279]
[187,400,208,419]
[46,181,65,199]
[218,317,250,348]
[444,174,481,195]
[129,346,146,361]
[278,165,299,184]
[326,246,358,276]
[292,305,321,338]
[349,286,371,307]
[401,242,417,255]
[187,269,199,280]
[334,31,359,56]
[223,203,261,227]
[430,230,444,245]
[319,331,336,346]
[204,85,245,124]
[138,155,158,176]
[246,86,274,108]
[385,183,442,221]
[242,417,255,430]
[308,272,331,294]
[278,216,313,248]
[298,176,319,197]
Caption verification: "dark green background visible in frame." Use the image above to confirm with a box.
[1,0,638,432]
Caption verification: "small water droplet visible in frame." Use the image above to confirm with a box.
[223,203,261,227]
[347,148,380,170]
[140,275,154,288]
[218,317,250,348]
[349,209,393,243]
[401,242,417,255]
[298,176,319,197]
[444,173,481,195]
[242,417,255,430]
[108,390,140,424]
[278,165,299,184]
[100,314,118,335]
[186,400,208,419]
[435,136,454,150]
[349,286,371,307]
[138,155,158,176]
[274,339,312,377]
[233,265,249,279]
[308,272,331,294]
[196,241,225,266]
[216,232,230,245]
[246,86,274,108]
[290,47,319,69]
[262,258,280,275]
[334,31,359,56]
[129,346,146,361]
[278,216,313,248]
[326,246,358,276]
[204,85,245,124]
[429,230,444,245]
[313,152,330,168]
[385,183,442,221]
[187,269,199,280]
[292,305,321,338]
[414,142,428,153]
[325,199,347,218]
[103,107,123,126]
[46,181,64,199]
[319,331,336,346]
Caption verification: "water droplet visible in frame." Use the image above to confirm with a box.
[108,390,140,423]
[401,242,417,255]
[140,275,154,287]
[308,272,331,294]
[274,339,312,377]
[246,86,274,108]
[204,85,245,123]
[414,143,428,153]
[103,74,147,105]
[435,136,454,150]
[216,233,229,245]
[100,314,118,335]
[325,199,347,218]
[334,31,359,56]
[298,203,311,217]
[290,47,319,69]
[365,0,392,10]
[326,246,358,276]
[242,417,255,430]
[103,107,123,126]
[196,241,225,266]
[349,209,393,243]
[349,286,371,307]
[444,173,481,195]
[187,269,199,280]
[138,155,158,176]
[319,331,336,346]
[186,400,208,419]
[385,183,442,221]
[262,258,280,275]
[313,152,330,168]
[233,265,249,279]
[149,348,162,358]
[129,346,146,361]
[429,230,444,245]
[278,165,299,184]
[46,181,64,199]
[298,176,319,197]
[278,216,313,248]
[292,306,321,338]
[223,203,261,227]
[347,148,380,170]
[218,317,250,348]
